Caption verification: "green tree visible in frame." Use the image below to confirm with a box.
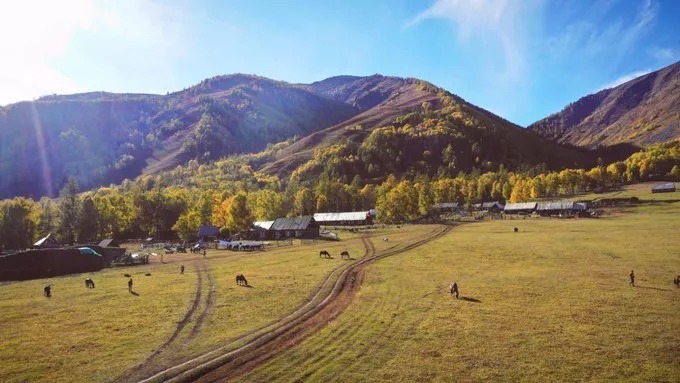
[77,195,99,241]
[226,192,254,233]
[58,177,80,244]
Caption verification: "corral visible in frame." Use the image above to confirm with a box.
[0,183,678,382]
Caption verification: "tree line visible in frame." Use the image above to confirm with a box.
[1,140,678,250]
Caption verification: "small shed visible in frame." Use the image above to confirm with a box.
[197,225,219,242]
[313,211,373,226]
[652,183,675,193]
[269,216,319,240]
[503,202,537,215]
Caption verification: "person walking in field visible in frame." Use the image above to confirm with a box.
[203,249,206,258]
[629,270,635,287]
[450,282,459,299]
[128,278,134,292]
[180,264,185,274]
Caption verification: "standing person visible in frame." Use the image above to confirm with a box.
[180,264,185,274]
[203,249,206,259]
[629,270,635,287]
[128,278,133,292]
[44,285,51,297]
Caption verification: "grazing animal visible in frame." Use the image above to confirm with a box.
[145,273,151,276]
[44,285,51,297]
[513,227,519,233]
[319,250,331,258]
[236,274,248,286]
[340,251,350,259]
[674,275,680,287]
[180,264,185,274]
[383,237,389,242]
[449,282,459,299]
[124,274,131,278]
[85,278,95,288]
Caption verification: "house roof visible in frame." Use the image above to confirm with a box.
[313,211,369,222]
[98,239,117,247]
[536,201,587,211]
[433,202,459,209]
[270,216,316,231]
[34,233,59,247]
[198,225,220,237]
[504,202,537,211]
[253,221,274,230]
[652,183,675,191]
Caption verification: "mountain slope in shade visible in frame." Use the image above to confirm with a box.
[528,61,680,148]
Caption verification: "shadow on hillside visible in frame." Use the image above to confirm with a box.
[240,285,254,288]
[461,296,481,303]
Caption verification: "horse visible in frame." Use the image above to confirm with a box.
[319,250,331,258]
[513,227,519,233]
[44,285,51,297]
[236,274,248,286]
[340,251,350,259]
[85,278,95,288]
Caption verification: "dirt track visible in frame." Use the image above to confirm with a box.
[136,226,451,383]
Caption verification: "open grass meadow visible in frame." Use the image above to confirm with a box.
[240,189,680,382]
[1,183,678,382]
[0,225,437,383]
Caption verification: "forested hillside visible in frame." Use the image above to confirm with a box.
[529,61,680,148]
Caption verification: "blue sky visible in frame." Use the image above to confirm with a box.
[1,0,678,126]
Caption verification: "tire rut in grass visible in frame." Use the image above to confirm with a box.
[187,264,216,342]
[192,227,452,383]
[138,226,452,383]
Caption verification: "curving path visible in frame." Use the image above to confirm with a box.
[137,225,452,383]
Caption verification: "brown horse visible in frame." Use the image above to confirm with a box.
[236,274,248,286]
[319,250,331,258]
[340,251,350,259]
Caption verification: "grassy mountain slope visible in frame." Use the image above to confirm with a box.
[528,61,680,148]
[261,78,593,183]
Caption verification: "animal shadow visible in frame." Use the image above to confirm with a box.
[130,291,140,296]
[461,296,481,303]
[637,286,671,292]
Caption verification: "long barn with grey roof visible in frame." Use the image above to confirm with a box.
[313,211,373,226]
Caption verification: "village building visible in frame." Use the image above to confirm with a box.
[269,216,319,239]
[251,221,275,240]
[652,182,676,193]
[197,225,220,242]
[432,202,460,214]
[473,202,505,213]
[535,201,588,217]
[313,211,373,226]
[503,202,537,215]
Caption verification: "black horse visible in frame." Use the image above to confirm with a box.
[236,274,248,286]
[340,251,350,259]
[319,250,331,258]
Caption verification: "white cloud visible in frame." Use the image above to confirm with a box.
[406,0,534,83]
[598,69,651,91]
[649,47,678,62]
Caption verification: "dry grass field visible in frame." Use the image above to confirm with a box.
[0,183,678,382]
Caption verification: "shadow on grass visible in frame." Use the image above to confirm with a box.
[239,285,255,288]
[461,296,481,303]
[637,286,671,292]
[130,291,140,296]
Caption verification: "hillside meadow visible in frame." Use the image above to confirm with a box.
[239,190,680,382]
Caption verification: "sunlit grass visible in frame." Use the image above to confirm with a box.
[241,201,680,382]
